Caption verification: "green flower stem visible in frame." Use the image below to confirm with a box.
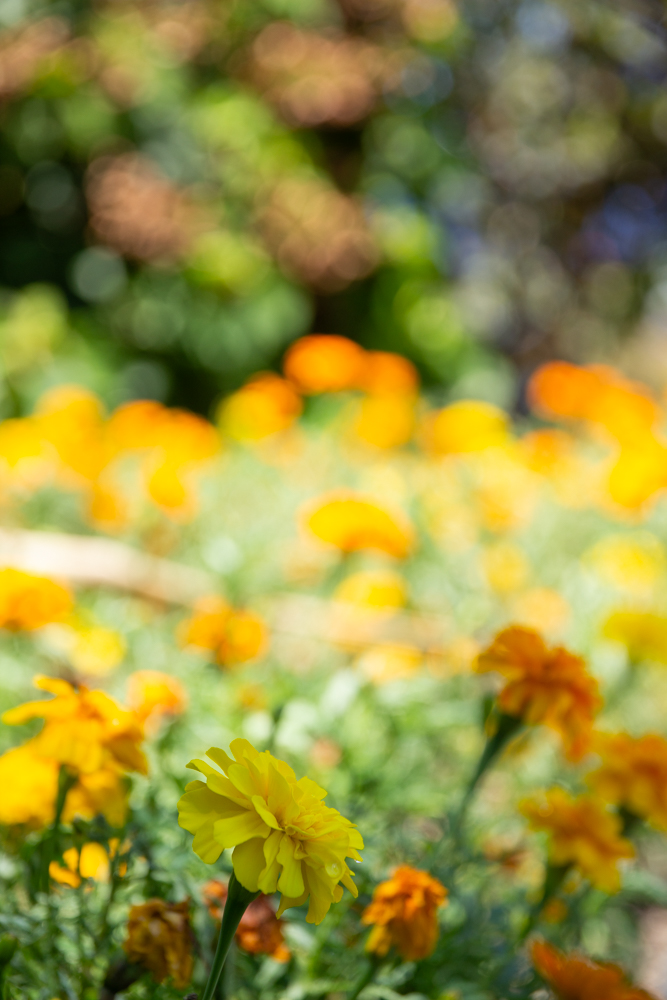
[38,765,76,894]
[348,952,380,1000]
[200,873,259,1000]
[455,712,523,835]
[519,863,570,942]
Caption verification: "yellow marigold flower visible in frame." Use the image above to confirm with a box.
[0,568,72,630]
[602,611,667,665]
[531,939,657,1000]
[36,385,107,483]
[305,492,414,559]
[124,899,193,989]
[219,373,303,441]
[178,738,363,924]
[424,400,509,455]
[179,596,267,666]
[127,670,188,733]
[0,742,59,827]
[2,675,147,775]
[588,732,667,831]
[475,626,601,761]
[334,570,407,609]
[361,865,447,961]
[283,334,367,394]
[357,644,422,684]
[353,394,417,450]
[49,842,110,888]
[520,788,634,893]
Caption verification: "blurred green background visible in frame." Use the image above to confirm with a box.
[1,0,667,416]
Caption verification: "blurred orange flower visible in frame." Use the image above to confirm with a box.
[179,596,267,666]
[2,675,147,775]
[475,626,600,761]
[0,568,72,630]
[127,670,187,732]
[424,400,509,454]
[362,865,447,960]
[202,881,290,962]
[36,385,107,484]
[219,373,302,441]
[284,334,367,394]
[520,788,634,893]
[305,492,414,558]
[360,352,419,395]
[588,732,667,831]
[531,939,656,1000]
[124,899,193,988]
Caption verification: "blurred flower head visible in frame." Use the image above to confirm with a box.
[127,670,188,733]
[334,569,407,609]
[353,393,417,450]
[284,335,367,394]
[0,568,72,631]
[357,643,422,684]
[588,732,667,832]
[202,881,290,962]
[219,373,303,441]
[362,865,447,961]
[531,939,656,1000]
[520,788,634,893]
[602,611,667,665]
[424,400,510,455]
[476,626,600,760]
[124,899,193,988]
[178,737,363,924]
[0,742,59,828]
[305,492,414,558]
[361,352,419,396]
[179,596,268,666]
[50,842,110,888]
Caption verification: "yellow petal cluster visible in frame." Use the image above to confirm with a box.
[588,732,667,831]
[520,788,634,893]
[178,738,363,924]
[305,491,414,559]
[0,568,72,630]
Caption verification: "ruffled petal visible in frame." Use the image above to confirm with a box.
[213,808,270,847]
[232,837,266,891]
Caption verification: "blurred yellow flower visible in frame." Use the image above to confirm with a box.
[357,643,422,684]
[283,334,367,394]
[2,675,147,775]
[62,764,131,828]
[334,569,407,609]
[476,626,600,761]
[305,492,414,559]
[602,610,667,665]
[353,393,417,450]
[511,587,571,635]
[179,596,267,666]
[0,568,72,630]
[588,732,667,831]
[178,738,363,924]
[531,939,656,1000]
[49,842,110,888]
[585,533,664,597]
[124,899,193,988]
[0,742,58,827]
[481,541,529,595]
[127,670,188,732]
[362,865,447,961]
[36,385,107,484]
[424,400,509,455]
[219,373,303,441]
[520,788,634,893]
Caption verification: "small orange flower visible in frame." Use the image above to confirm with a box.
[520,788,634,893]
[531,939,657,1000]
[179,596,267,666]
[2,675,147,775]
[588,732,667,831]
[202,881,290,962]
[305,492,414,559]
[127,670,188,733]
[475,626,601,761]
[362,866,447,961]
[124,899,193,988]
[0,568,72,630]
[283,334,367,394]
[360,352,419,395]
[219,373,303,441]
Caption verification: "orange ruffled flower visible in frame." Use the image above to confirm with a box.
[124,899,193,988]
[283,334,367,394]
[127,670,188,733]
[475,626,601,761]
[588,732,667,831]
[520,788,634,893]
[305,492,414,559]
[531,939,657,1000]
[202,881,290,962]
[219,373,303,442]
[0,568,72,630]
[362,865,447,961]
[179,596,267,666]
[2,675,147,776]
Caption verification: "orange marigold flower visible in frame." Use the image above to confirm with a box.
[531,939,657,1000]
[362,865,447,961]
[2,675,147,776]
[588,732,667,831]
[36,385,107,483]
[127,670,188,732]
[0,568,72,630]
[124,899,193,988]
[305,492,414,559]
[475,626,601,761]
[424,400,509,455]
[283,335,367,394]
[360,352,419,395]
[520,788,634,893]
[179,596,267,666]
[219,373,303,441]
[202,881,290,962]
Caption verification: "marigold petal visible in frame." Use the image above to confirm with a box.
[213,809,270,847]
[232,838,266,892]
